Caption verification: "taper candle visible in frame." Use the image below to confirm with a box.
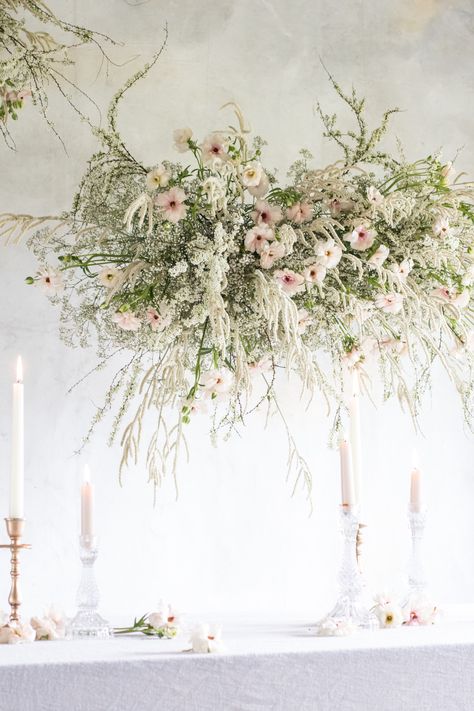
[81,465,94,539]
[10,356,24,519]
[339,433,356,506]
[410,466,422,513]
[349,368,362,504]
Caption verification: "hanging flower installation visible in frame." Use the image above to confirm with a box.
[3,56,473,497]
[0,0,116,148]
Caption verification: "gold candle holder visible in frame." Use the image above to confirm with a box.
[0,518,31,624]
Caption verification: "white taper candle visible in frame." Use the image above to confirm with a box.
[10,356,24,519]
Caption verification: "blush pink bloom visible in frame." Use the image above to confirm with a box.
[244,225,274,254]
[345,225,376,251]
[155,187,187,223]
[432,216,451,238]
[273,269,305,295]
[37,268,64,296]
[259,241,285,269]
[146,306,171,332]
[328,198,355,217]
[304,263,326,285]
[248,355,272,374]
[201,133,228,164]
[251,200,282,226]
[112,311,142,331]
[200,369,233,397]
[297,308,313,334]
[375,292,404,314]
[390,258,413,282]
[381,338,408,357]
[403,598,438,626]
[173,128,193,153]
[248,172,270,198]
[432,287,470,309]
[286,202,313,224]
[316,238,343,269]
[368,244,390,268]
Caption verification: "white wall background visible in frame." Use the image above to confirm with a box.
[0,0,473,621]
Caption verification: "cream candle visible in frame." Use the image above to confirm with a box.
[81,464,94,539]
[339,433,356,507]
[349,368,362,505]
[410,467,422,512]
[10,356,24,519]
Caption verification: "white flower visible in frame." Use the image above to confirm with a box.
[317,617,357,637]
[248,355,272,374]
[259,241,285,270]
[368,244,390,268]
[403,596,438,626]
[390,259,413,282]
[374,603,403,629]
[202,176,228,215]
[169,260,189,277]
[345,225,376,251]
[111,311,142,331]
[98,267,121,288]
[328,198,355,217]
[146,165,170,191]
[297,308,313,334]
[185,399,209,416]
[441,161,456,184]
[432,216,451,238]
[432,287,470,309]
[244,225,274,254]
[36,268,64,296]
[304,263,326,285]
[316,238,343,268]
[381,337,408,357]
[375,292,404,314]
[0,622,35,644]
[273,269,305,295]
[248,172,270,198]
[189,623,224,653]
[367,185,384,205]
[31,613,65,641]
[241,162,263,188]
[173,128,193,153]
[201,369,233,396]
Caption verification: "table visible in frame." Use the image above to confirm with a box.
[0,615,473,711]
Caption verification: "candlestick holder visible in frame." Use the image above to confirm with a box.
[67,535,111,639]
[0,518,31,625]
[406,505,428,600]
[318,505,376,632]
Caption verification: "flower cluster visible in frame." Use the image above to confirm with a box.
[373,592,438,629]
[0,606,66,643]
[13,65,474,495]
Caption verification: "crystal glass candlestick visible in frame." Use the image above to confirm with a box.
[407,505,428,599]
[67,535,111,639]
[319,505,376,631]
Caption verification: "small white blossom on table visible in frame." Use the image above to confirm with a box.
[187,624,224,653]
[317,617,358,637]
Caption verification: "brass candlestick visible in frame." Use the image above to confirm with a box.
[0,518,31,623]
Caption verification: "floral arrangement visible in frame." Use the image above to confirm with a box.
[114,603,180,639]
[3,55,474,496]
[0,0,115,148]
[0,605,66,643]
[373,593,438,629]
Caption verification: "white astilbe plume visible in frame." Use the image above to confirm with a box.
[123,193,154,235]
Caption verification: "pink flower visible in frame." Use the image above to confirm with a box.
[390,259,413,282]
[367,186,384,205]
[259,242,285,269]
[375,292,404,314]
[146,306,171,332]
[432,216,451,238]
[403,598,438,626]
[251,200,282,226]
[316,238,343,269]
[286,202,313,224]
[248,355,272,374]
[36,268,64,296]
[343,346,363,367]
[432,287,470,309]
[201,133,228,164]
[200,369,233,397]
[345,225,376,251]
[273,269,305,295]
[381,337,408,356]
[248,172,270,198]
[244,225,274,254]
[368,244,390,268]
[304,263,326,285]
[155,187,187,223]
[328,198,354,217]
[112,311,142,331]
[297,308,313,334]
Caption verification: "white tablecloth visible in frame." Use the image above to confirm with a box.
[0,615,473,711]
